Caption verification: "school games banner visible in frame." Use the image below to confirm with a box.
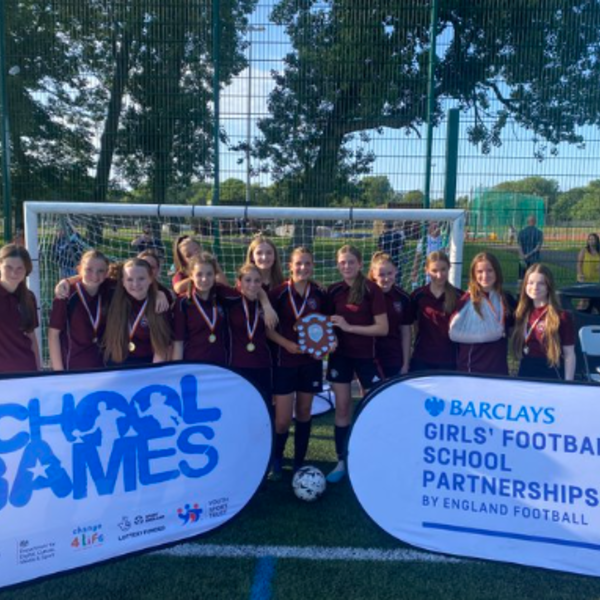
[0,363,272,588]
[349,374,600,577]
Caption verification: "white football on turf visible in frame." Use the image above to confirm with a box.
[292,466,326,502]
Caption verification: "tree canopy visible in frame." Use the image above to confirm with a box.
[252,0,600,206]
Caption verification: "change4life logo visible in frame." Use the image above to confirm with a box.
[71,524,104,550]
[177,503,203,525]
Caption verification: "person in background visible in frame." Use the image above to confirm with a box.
[131,223,165,257]
[411,221,447,288]
[577,233,600,284]
[0,244,41,373]
[512,264,576,381]
[518,215,544,280]
[377,222,406,285]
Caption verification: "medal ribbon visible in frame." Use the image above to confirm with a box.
[288,280,311,320]
[242,296,259,343]
[524,306,549,346]
[76,282,102,338]
[192,293,217,334]
[128,298,148,343]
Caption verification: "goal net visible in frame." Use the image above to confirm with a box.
[25,202,465,361]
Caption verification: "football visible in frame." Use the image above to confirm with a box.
[292,466,327,502]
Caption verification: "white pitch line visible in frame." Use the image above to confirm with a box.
[155,543,463,563]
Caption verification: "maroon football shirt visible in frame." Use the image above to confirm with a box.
[326,279,387,359]
[0,285,38,373]
[376,285,413,368]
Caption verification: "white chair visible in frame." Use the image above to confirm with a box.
[578,325,600,384]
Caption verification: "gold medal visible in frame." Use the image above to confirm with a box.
[209,334,217,343]
[129,341,136,352]
[247,342,256,352]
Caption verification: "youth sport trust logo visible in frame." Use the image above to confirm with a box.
[177,503,203,525]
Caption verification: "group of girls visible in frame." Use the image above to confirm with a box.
[0,237,577,483]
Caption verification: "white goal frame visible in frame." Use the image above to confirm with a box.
[24,201,465,355]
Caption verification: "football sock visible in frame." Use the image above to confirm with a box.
[274,431,289,462]
[293,418,312,469]
[334,425,350,461]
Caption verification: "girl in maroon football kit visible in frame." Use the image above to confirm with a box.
[138,249,176,304]
[410,251,460,371]
[326,245,388,482]
[225,264,274,403]
[267,247,328,479]
[453,252,515,376]
[0,244,41,373]
[172,253,228,364]
[512,264,575,380]
[245,235,285,291]
[369,252,412,378]
[103,258,171,366]
[49,250,111,370]
[171,235,227,295]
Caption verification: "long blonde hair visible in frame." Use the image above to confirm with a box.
[426,251,457,314]
[245,235,284,288]
[512,264,562,367]
[338,245,366,305]
[468,252,506,316]
[0,244,36,332]
[103,258,171,363]
[172,235,202,276]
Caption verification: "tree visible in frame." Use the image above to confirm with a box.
[116,0,256,205]
[357,176,399,207]
[4,0,97,222]
[571,180,600,222]
[253,0,600,207]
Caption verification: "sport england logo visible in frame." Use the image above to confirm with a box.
[425,397,445,417]
[177,503,203,525]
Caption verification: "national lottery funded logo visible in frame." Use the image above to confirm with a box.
[117,512,166,542]
[0,374,222,512]
[424,396,555,424]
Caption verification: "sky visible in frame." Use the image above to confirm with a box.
[218,2,600,199]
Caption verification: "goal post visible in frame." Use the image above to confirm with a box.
[24,201,465,360]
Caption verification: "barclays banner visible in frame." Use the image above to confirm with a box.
[348,374,600,577]
[0,363,272,588]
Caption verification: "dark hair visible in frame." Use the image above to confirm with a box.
[586,233,600,254]
[0,244,36,332]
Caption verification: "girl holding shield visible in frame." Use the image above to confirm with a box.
[267,247,329,479]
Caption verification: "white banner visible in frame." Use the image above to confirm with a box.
[348,374,600,576]
[0,363,272,588]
